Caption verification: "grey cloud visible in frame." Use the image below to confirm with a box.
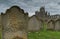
[0,0,60,16]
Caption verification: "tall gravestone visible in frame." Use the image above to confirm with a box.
[1,6,28,39]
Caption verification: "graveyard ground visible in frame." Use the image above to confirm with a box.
[0,32,1,39]
[27,22,60,39]
[0,23,60,39]
[0,29,2,39]
[0,30,60,39]
[28,31,60,39]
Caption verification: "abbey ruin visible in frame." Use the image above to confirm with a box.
[0,6,60,39]
[28,7,60,31]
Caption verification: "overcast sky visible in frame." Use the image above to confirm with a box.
[0,0,60,16]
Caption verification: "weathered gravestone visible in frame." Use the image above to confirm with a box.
[55,19,60,31]
[47,20,55,30]
[28,15,43,31]
[1,6,28,39]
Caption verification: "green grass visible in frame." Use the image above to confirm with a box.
[0,32,2,39]
[0,28,2,39]
[27,22,60,39]
[28,31,60,39]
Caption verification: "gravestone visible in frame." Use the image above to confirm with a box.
[1,6,28,39]
[47,20,54,30]
[55,20,60,31]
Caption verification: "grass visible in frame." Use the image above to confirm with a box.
[0,31,2,39]
[28,31,60,39]
[0,27,2,39]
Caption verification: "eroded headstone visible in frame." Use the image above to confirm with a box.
[1,6,28,39]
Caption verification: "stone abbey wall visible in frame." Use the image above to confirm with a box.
[28,7,60,31]
[28,16,60,31]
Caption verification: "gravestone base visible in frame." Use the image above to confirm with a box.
[4,31,27,39]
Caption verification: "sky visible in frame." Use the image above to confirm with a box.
[0,0,60,16]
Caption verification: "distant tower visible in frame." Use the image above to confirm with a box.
[40,7,45,13]
[35,6,48,19]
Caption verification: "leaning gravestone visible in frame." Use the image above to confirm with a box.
[1,6,28,39]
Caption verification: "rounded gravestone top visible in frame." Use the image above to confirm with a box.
[10,5,21,9]
[9,5,24,13]
[10,5,22,11]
